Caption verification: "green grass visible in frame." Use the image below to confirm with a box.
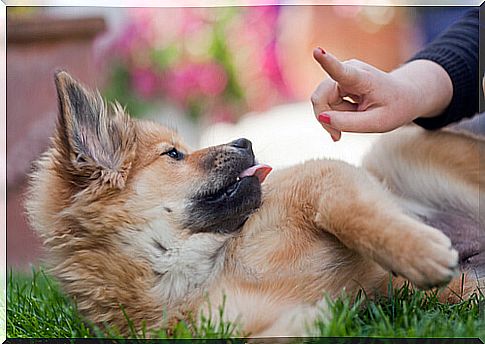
[7,268,485,339]
[1,272,5,343]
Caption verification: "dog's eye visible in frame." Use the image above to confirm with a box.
[162,148,184,161]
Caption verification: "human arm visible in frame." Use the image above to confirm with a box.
[311,9,479,140]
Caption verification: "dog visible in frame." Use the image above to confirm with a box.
[26,71,484,337]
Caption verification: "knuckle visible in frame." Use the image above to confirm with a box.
[343,59,360,69]
[357,72,373,88]
[341,63,357,78]
[310,92,320,106]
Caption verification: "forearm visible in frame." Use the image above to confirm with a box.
[408,8,479,129]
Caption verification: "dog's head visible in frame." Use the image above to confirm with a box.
[26,71,271,332]
[53,71,270,234]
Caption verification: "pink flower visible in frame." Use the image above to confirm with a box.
[132,68,159,99]
[162,65,197,104]
[102,6,294,121]
[197,63,227,97]
[211,105,234,123]
[162,62,227,104]
[180,8,207,35]
[262,40,292,98]
[111,12,156,58]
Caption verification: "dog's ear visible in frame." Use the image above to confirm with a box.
[54,71,136,190]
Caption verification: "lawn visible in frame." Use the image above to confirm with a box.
[6,268,485,339]
[1,277,5,343]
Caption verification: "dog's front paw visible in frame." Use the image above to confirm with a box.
[393,226,459,289]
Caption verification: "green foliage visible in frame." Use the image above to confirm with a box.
[7,268,485,339]
[102,65,155,118]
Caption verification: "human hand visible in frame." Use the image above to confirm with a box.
[310,48,453,141]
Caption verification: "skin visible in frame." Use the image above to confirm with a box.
[310,48,454,141]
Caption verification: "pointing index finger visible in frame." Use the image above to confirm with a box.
[313,48,361,86]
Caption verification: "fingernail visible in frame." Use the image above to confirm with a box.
[331,135,338,142]
[318,113,331,125]
[318,47,326,55]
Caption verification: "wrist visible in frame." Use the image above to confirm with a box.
[390,60,453,120]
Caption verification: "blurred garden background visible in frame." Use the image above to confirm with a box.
[6,5,471,268]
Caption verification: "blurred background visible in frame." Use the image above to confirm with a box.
[6,5,472,268]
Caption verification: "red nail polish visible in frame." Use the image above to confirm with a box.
[318,47,326,55]
[318,113,331,125]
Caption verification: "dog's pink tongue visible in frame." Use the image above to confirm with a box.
[239,164,272,183]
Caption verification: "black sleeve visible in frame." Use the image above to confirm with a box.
[408,8,479,130]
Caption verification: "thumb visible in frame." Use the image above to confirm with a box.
[317,109,387,133]
[313,48,364,87]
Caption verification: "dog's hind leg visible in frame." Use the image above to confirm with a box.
[362,126,484,231]
[305,159,458,289]
[362,126,485,281]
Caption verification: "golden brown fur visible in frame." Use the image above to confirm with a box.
[26,72,483,337]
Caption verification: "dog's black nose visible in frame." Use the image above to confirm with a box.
[230,138,252,151]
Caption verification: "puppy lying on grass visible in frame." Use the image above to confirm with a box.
[26,71,484,336]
